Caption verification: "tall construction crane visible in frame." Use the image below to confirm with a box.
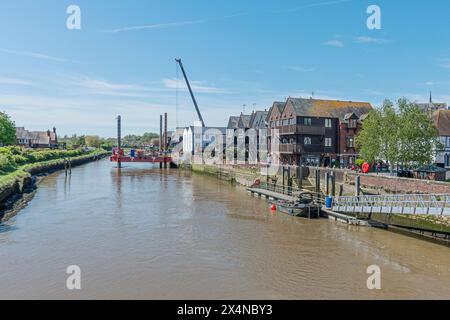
[175,58,206,127]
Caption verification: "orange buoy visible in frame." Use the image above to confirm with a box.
[362,162,370,174]
[271,204,277,211]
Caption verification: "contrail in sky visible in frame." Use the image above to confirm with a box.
[103,0,353,34]
[0,48,71,63]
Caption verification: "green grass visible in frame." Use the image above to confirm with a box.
[0,149,109,196]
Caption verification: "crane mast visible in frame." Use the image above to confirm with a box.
[175,58,206,127]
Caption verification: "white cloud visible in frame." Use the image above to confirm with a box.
[162,78,230,94]
[282,66,315,72]
[0,76,33,86]
[354,36,391,44]
[438,59,450,69]
[323,40,344,47]
[0,48,72,63]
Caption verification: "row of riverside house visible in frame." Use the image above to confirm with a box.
[228,97,373,168]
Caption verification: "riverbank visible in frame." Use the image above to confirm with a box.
[183,163,450,243]
[0,150,109,220]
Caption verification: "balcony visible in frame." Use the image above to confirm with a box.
[273,125,326,136]
[278,144,302,154]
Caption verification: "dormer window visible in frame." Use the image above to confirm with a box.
[348,119,357,128]
[304,118,312,126]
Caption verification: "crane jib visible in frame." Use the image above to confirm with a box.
[175,58,206,127]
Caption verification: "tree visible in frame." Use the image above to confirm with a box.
[356,99,440,172]
[397,99,440,167]
[356,100,399,169]
[85,135,101,148]
[0,111,16,146]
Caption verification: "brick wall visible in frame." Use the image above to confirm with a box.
[346,172,450,194]
[307,166,450,194]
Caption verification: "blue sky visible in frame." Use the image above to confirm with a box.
[0,0,449,137]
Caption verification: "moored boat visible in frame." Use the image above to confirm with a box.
[271,193,320,219]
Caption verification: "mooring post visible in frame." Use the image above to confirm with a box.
[69,158,72,175]
[355,175,361,197]
[287,166,292,195]
[159,114,163,169]
[297,166,303,190]
[325,172,330,196]
[117,115,122,169]
[164,113,168,168]
[315,169,321,195]
[331,172,336,197]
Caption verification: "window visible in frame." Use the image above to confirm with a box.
[447,137,450,148]
[325,119,332,128]
[289,118,296,125]
[446,154,450,167]
[325,137,332,147]
[304,118,312,126]
[347,137,355,148]
[304,137,312,145]
[283,119,289,126]
[348,119,357,128]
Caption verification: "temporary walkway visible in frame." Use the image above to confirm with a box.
[332,194,450,216]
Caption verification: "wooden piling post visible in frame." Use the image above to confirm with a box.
[297,166,303,190]
[355,175,361,196]
[315,169,321,194]
[117,115,122,169]
[331,172,336,197]
[164,113,168,168]
[325,172,330,196]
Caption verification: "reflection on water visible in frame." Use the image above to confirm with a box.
[0,159,449,300]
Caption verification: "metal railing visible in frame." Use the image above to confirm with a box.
[332,194,450,216]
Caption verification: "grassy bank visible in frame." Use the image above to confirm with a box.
[0,149,109,204]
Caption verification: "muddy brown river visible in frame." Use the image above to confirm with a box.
[0,159,449,299]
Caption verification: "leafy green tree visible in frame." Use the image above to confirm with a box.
[0,111,16,146]
[356,99,440,172]
[85,135,102,148]
[397,99,440,167]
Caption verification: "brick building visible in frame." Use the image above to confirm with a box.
[267,98,372,167]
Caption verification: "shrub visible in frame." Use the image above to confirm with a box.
[12,154,28,165]
[355,159,366,168]
[0,154,15,173]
